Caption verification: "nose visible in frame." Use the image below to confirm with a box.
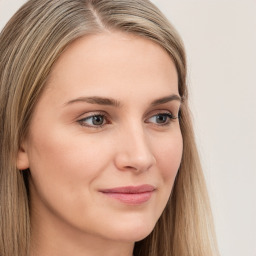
[114,125,156,173]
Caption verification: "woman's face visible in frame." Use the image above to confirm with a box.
[17,32,182,245]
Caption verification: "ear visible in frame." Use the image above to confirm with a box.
[16,142,30,170]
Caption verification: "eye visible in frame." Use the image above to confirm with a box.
[78,114,108,128]
[146,112,178,126]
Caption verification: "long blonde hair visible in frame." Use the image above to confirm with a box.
[0,0,219,255]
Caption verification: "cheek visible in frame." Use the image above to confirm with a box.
[147,131,182,221]
[26,129,112,220]
[27,126,114,190]
[156,131,183,182]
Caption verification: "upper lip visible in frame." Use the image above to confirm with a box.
[99,184,156,194]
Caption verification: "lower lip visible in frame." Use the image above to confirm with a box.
[101,191,153,205]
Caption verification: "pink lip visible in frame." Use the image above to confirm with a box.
[99,185,156,205]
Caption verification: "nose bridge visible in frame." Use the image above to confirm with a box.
[114,120,156,172]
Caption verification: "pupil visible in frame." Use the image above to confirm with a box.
[157,115,167,123]
[93,115,104,125]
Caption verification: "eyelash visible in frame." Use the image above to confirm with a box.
[77,112,109,128]
[145,112,179,126]
[77,111,179,129]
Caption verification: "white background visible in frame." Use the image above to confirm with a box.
[1,1,255,256]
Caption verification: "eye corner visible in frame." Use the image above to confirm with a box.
[145,111,179,127]
[77,112,110,129]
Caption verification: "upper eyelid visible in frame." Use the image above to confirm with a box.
[76,107,179,120]
[77,114,109,128]
[145,112,177,122]
[144,108,179,119]
[77,111,177,125]
[77,113,175,129]
[76,110,109,120]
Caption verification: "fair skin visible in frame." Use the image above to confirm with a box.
[17,32,183,256]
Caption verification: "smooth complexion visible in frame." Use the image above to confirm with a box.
[17,32,183,256]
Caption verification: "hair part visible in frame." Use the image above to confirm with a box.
[0,1,219,255]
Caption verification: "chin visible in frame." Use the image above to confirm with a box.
[104,217,157,243]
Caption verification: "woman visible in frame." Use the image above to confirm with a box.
[0,0,219,255]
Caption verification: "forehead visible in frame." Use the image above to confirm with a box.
[44,31,178,104]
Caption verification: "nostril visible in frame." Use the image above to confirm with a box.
[124,166,139,172]
[114,150,156,173]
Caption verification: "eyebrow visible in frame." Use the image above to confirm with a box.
[64,94,181,107]
[150,94,181,106]
[64,96,121,107]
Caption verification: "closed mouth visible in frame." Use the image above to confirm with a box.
[99,185,156,205]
